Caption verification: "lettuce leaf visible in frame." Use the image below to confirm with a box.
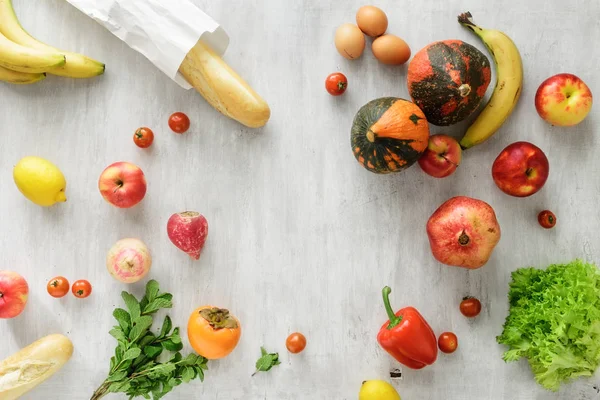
[497,259,600,391]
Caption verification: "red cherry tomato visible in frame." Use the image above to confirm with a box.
[325,72,348,96]
[168,112,190,134]
[286,332,307,354]
[72,280,92,299]
[133,127,154,148]
[438,332,458,354]
[47,276,70,298]
[460,297,482,318]
[538,210,556,229]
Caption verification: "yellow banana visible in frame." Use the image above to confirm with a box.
[0,65,45,84]
[0,0,104,78]
[0,30,64,73]
[458,12,523,149]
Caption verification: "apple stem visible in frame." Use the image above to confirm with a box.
[0,291,3,299]
[526,168,533,177]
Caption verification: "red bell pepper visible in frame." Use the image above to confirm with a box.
[377,286,438,369]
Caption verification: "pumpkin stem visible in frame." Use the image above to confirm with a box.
[458,84,471,97]
[382,286,402,329]
[366,129,376,143]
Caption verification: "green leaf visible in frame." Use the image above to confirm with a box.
[123,347,142,361]
[146,363,176,379]
[253,347,281,376]
[170,329,182,344]
[158,293,173,302]
[109,327,127,343]
[179,354,199,366]
[194,365,205,381]
[129,316,153,342]
[159,316,172,338]
[169,352,182,363]
[181,366,195,383]
[143,345,163,359]
[107,370,128,382]
[115,346,124,363]
[162,339,183,352]
[167,377,181,387]
[108,380,131,393]
[145,280,160,303]
[113,308,131,332]
[138,332,156,347]
[122,291,141,321]
[143,297,173,315]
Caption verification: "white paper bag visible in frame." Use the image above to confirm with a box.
[64,0,229,89]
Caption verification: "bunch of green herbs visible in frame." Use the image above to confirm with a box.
[91,280,208,399]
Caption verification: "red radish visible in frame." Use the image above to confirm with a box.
[167,212,208,260]
[106,238,152,283]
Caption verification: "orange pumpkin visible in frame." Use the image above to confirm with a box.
[187,306,241,360]
[351,97,430,174]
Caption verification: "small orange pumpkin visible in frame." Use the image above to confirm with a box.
[351,97,430,174]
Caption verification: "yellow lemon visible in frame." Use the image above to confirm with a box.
[13,156,67,206]
[359,380,401,400]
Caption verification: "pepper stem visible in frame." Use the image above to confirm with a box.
[382,286,402,329]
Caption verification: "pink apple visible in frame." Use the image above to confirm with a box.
[418,134,462,178]
[0,270,29,319]
[106,238,152,283]
[535,73,593,126]
[426,196,501,269]
[98,162,147,208]
[492,142,549,198]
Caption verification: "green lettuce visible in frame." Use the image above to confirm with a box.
[497,259,600,391]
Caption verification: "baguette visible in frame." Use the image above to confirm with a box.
[179,41,271,128]
[0,334,73,400]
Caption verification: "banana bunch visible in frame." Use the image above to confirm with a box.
[458,12,523,149]
[0,0,104,84]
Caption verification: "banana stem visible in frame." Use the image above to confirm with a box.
[458,12,484,35]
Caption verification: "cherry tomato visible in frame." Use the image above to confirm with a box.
[460,297,482,318]
[325,72,348,96]
[47,276,69,298]
[72,280,92,298]
[133,127,154,148]
[168,112,190,134]
[286,332,307,354]
[438,332,458,354]
[538,210,556,229]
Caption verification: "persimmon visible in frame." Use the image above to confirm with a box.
[187,306,241,360]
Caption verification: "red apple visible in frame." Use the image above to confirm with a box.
[418,134,462,178]
[98,162,147,208]
[535,73,593,126]
[0,270,29,319]
[492,142,549,198]
[427,196,501,269]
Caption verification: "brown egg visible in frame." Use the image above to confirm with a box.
[372,34,411,65]
[356,5,388,37]
[334,23,366,60]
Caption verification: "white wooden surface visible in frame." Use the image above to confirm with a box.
[1,0,598,399]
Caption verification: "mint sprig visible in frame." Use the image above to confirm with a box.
[91,280,208,400]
